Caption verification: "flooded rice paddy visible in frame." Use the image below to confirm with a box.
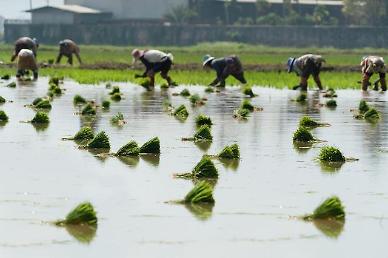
[1,79,388,258]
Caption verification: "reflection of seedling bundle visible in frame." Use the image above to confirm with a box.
[55,202,97,226]
[63,127,94,142]
[30,111,50,124]
[326,99,337,108]
[295,93,307,103]
[175,157,218,179]
[182,181,215,204]
[299,116,329,128]
[173,104,189,120]
[303,196,345,221]
[110,112,126,126]
[0,110,9,122]
[182,125,213,142]
[87,131,110,149]
[318,146,346,163]
[73,95,87,105]
[81,103,97,116]
[195,114,213,127]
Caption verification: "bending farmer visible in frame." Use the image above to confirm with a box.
[16,49,38,80]
[287,54,325,91]
[202,55,247,87]
[11,37,39,62]
[360,56,386,91]
[56,39,82,65]
[131,49,175,87]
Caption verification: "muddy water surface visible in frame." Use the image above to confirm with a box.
[0,79,388,258]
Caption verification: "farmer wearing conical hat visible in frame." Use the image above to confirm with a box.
[131,49,175,87]
[11,37,39,62]
[287,54,325,91]
[56,39,82,65]
[360,56,387,91]
[202,55,247,87]
[16,49,39,80]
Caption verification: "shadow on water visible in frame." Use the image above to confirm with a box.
[195,141,212,152]
[140,154,160,167]
[32,123,49,132]
[319,161,345,173]
[87,149,110,163]
[65,224,97,244]
[184,202,215,221]
[219,158,240,171]
[293,142,314,154]
[313,219,345,239]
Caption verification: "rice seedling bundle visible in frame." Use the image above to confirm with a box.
[81,103,96,116]
[73,127,94,141]
[102,100,110,109]
[218,144,240,159]
[56,202,97,226]
[242,86,256,97]
[299,116,320,128]
[195,114,213,127]
[73,95,87,105]
[183,181,215,204]
[303,196,345,221]
[87,131,110,149]
[240,99,254,112]
[293,127,315,142]
[31,112,49,123]
[0,110,8,122]
[0,96,6,103]
[173,104,189,119]
[318,146,346,162]
[194,125,213,142]
[116,141,140,156]
[358,100,370,114]
[296,93,307,102]
[110,112,125,124]
[34,99,52,109]
[110,93,122,101]
[233,108,250,119]
[326,99,337,107]
[364,108,380,121]
[180,89,191,97]
[109,86,120,95]
[6,82,16,88]
[139,137,160,154]
[192,157,218,179]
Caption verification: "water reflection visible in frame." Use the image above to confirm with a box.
[219,158,240,171]
[140,154,160,167]
[313,219,345,239]
[32,123,49,132]
[65,224,97,244]
[184,202,215,221]
[320,161,345,173]
[118,156,140,168]
[293,142,314,154]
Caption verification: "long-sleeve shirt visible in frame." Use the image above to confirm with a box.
[361,56,386,74]
[17,49,38,70]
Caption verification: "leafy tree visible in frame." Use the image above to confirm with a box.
[343,0,386,25]
[164,4,197,24]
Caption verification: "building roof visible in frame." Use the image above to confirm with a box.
[219,0,343,6]
[26,5,103,14]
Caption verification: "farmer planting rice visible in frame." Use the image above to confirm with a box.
[287,54,325,91]
[202,54,247,87]
[11,37,39,62]
[16,49,39,80]
[56,39,82,65]
[131,49,175,88]
[360,56,387,91]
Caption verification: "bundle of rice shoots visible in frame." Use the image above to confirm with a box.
[296,93,307,102]
[326,99,337,107]
[110,93,122,101]
[218,144,240,159]
[139,137,160,154]
[81,103,96,116]
[32,97,43,106]
[110,112,125,125]
[233,108,250,119]
[173,104,189,119]
[183,181,215,204]
[0,110,8,122]
[323,88,337,98]
[192,157,218,179]
[293,127,315,142]
[102,100,110,109]
[304,196,345,221]
[31,111,49,123]
[56,202,97,226]
[73,95,87,105]
[205,87,215,93]
[299,116,320,128]
[72,127,94,141]
[240,99,254,112]
[87,131,110,149]
[358,100,370,114]
[194,125,213,142]
[1,74,10,80]
[180,89,191,97]
[7,82,16,88]
[364,108,380,121]
[189,94,202,105]
[0,96,6,103]
[242,86,256,97]
[49,77,60,86]
[109,86,120,95]
[195,114,213,127]
[318,146,346,162]
[34,99,52,109]
[115,141,140,156]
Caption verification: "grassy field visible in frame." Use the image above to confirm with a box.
[0,42,376,88]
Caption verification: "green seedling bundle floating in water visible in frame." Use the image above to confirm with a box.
[102,100,110,110]
[180,88,191,97]
[303,196,345,221]
[86,131,110,149]
[48,83,63,96]
[293,126,321,143]
[139,137,160,154]
[73,94,87,105]
[195,114,213,128]
[205,86,215,93]
[49,77,63,86]
[6,82,16,88]
[62,126,95,142]
[218,144,240,159]
[322,88,338,98]
[110,93,122,101]
[352,100,380,122]
[182,125,213,142]
[81,103,97,116]
[55,202,97,226]
[0,96,6,104]
[295,92,307,103]
[34,99,52,110]
[110,112,126,126]
[109,86,120,95]
[26,111,50,124]
[358,100,370,114]
[173,181,215,204]
[189,94,206,106]
[299,116,330,128]
[174,156,219,179]
[325,99,337,108]
[0,110,9,122]
[242,86,256,97]
[364,108,380,122]
[172,104,189,120]
[318,146,348,164]
[233,108,250,120]
[1,74,10,80]
[114,137,160,157]
[240,99,263,112]
[115,141,140,156]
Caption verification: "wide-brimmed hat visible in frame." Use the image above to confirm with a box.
[131,49,145,59]
[203,54,215,67]
[287,57,296,73]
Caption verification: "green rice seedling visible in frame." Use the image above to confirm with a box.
[87,131,110,149]
[110,92,122,101]
[31,111,49,124]
[175,157,218,179]
[6,82,16,88]
[192,125,213,142]
[189,94,205,106]
[81,103,96,116]
[63,127,94,141]
[299,116,328,128]
[205,86,215,93]
[47,91,54,98]
[358,100,370,114]
[0,96,6,103]
[173,104,189,119]
[34,99,52,109]
[326,99,337,107]
[242,86,256,97]
[296,93,307,103]
[0,110,9,122]
[323,88,337,98]
[110,112,126,125]
[49,77,60,86]
[32,97,43,106]
[102,100,110,109]
[55,202,97,226]
[109,86,120,95]
[240,99,254,112]
[233,108,250,120]
[105,83,112,88]
[293,126,316,143]
[73,95,87,105]
[180,88,191,97]
[49,85,63,96]
[183,181,215,204]
[318,146,346,163]
[195,114,213,127]
[139,137,160,154]
[218,144,240,159]
[364,108,380,121]
[303,196,345,221]
[115,141,140,156]
[1,74,10,80]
